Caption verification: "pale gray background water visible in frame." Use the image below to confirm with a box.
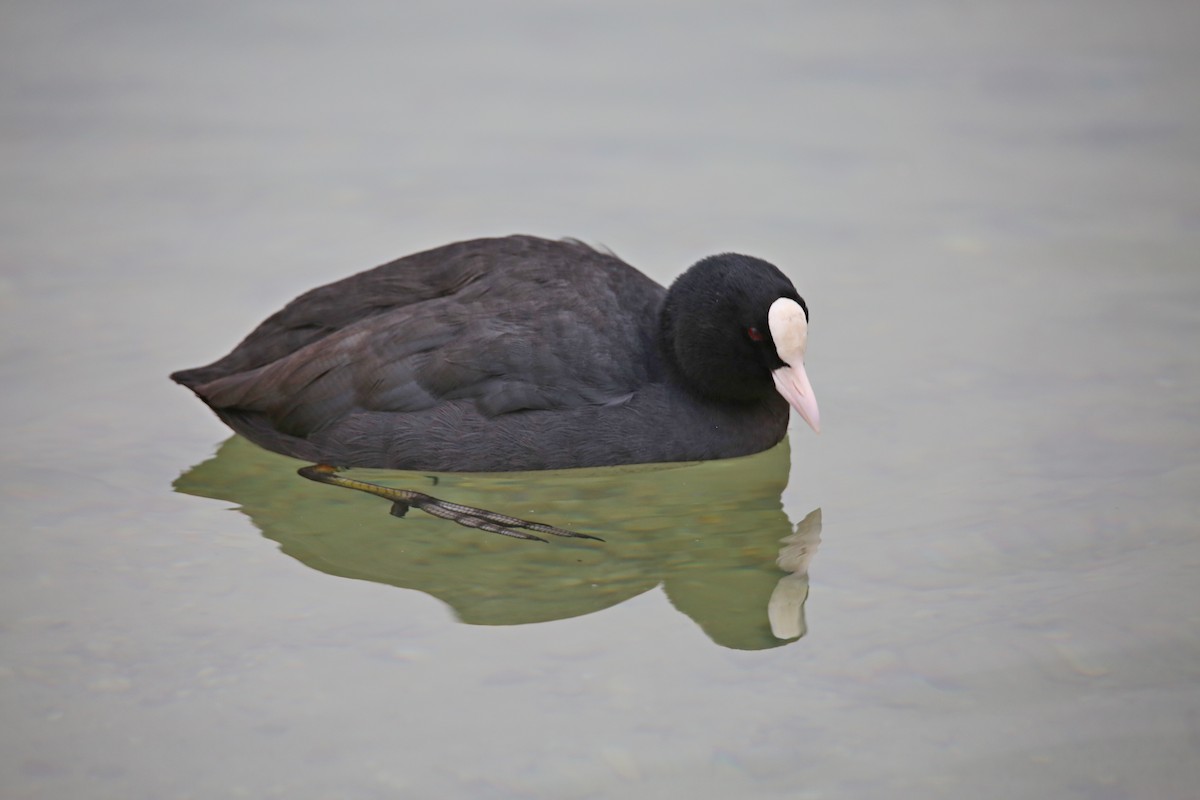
[3,2,1199,798]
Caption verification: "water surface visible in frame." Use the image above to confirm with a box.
[3,2,1199,798]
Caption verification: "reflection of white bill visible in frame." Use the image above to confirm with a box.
[768,508,822,640]
[769,573,811,640]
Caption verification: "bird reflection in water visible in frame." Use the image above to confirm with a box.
[174,435,822,650]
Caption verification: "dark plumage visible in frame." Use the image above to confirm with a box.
[172,235,819,474]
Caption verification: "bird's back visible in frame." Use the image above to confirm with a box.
[172,236,671,467]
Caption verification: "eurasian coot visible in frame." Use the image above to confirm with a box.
[172,235,819,541]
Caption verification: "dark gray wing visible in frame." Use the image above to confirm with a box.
[182,236,665,437]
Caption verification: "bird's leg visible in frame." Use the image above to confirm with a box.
[297,464,602,543]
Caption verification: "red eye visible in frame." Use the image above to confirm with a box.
[747,327,764,342]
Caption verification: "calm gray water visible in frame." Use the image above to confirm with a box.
[3,2,1199,798]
